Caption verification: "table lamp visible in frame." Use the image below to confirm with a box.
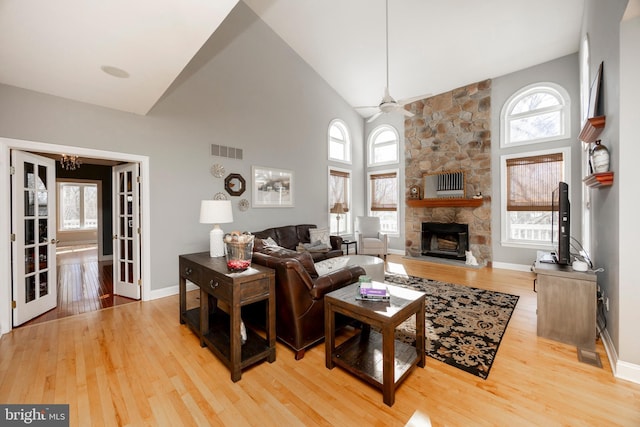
[200,200,233,257]
[331,202,346,234]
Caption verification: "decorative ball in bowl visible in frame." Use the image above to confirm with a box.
[224,232,254,272]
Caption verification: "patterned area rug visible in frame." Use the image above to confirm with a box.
[384,273,519,379]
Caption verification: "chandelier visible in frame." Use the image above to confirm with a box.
[60,154,81,170]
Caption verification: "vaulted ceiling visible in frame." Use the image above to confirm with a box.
[0,0,585,117]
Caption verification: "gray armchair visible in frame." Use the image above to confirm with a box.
[355,216,388,259]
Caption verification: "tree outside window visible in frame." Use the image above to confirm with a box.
[59,182,98,230]
[369,171,398,234]
[501,83,571,147]
[368,126,399,166]
[502,150,568,245]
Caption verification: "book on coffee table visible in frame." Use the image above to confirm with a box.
[356,281,390,301]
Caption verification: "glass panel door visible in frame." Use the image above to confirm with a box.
[112,163,141,300]
[11,151,57,326]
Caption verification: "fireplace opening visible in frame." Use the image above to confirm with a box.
[421,222,468,261]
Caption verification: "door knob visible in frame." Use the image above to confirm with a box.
[50,238,59,245]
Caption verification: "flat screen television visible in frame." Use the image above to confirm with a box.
[551,181,570,265]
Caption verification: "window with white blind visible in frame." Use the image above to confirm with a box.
[328,168,351,235]
[501,148,570,246]
[368,170,398,234]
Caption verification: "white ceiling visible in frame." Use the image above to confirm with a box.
[0,0,585,117]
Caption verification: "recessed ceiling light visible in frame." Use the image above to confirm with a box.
[100,65,130,78]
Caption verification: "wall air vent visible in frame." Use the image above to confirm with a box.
[211,144,243,160]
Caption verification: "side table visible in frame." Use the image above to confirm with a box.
[342,240,358,255]
[325,282,425,406]
[179,252,276,382]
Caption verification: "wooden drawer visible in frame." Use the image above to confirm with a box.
[201,272,232,301]
[179,258,202,284]
[240,277,271,303]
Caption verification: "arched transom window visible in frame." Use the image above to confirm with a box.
[501,83,571,147]
[328,119,351,163]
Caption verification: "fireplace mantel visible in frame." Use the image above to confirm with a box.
[407,198,483,208]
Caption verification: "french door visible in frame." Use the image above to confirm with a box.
[11,151,57,326]
[112,163,141,299]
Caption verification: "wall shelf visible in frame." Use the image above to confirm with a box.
[407,198,483,208]
[579,116,606,143]
[583,172,614,188]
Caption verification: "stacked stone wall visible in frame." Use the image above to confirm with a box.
[404,80,492,264]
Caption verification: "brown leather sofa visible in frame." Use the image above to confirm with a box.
[249,225,365,359]
[252,224,343,262]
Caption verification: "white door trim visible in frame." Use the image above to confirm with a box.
[0,137,151,336]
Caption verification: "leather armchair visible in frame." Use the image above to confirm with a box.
[250,246,365,360]
[355,216,388,259]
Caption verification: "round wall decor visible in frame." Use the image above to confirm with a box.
[210,163,225,178]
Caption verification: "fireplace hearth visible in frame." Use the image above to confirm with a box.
[421,222,468,261]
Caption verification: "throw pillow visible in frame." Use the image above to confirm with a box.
[262,237,279,247]
[314,257,349,276]
[262,246,319,277]
[309,227,330,248]
[297,241,330,253]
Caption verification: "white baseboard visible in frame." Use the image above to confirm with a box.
[148,281,197,301]
[600,327,640,384]
[388,248,405,256]
[491,261,534,272]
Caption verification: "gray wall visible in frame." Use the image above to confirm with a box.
[490,54,581,267]
[0,2,365,292]
[619,4,640,372]
[583,0,640,373]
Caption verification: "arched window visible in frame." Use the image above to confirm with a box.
[328,119,351,163]
[368,125,399,166]
[501,83,571,147]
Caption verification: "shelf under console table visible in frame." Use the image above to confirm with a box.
[179,252,276,382]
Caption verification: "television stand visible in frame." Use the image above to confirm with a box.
[533,261,597,351]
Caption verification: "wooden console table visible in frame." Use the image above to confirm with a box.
[179,252,276,382]
[324,282,425,406]
[533,261,597,351]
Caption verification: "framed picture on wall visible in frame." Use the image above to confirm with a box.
[252,166,294,208]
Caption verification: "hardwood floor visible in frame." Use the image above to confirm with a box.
[20,245,137,327]
[2,254,639,426]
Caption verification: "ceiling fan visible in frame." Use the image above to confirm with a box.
[356,0,430,123]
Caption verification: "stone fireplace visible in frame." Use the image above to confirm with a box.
[404,80,492,265]
[422,222,468,261]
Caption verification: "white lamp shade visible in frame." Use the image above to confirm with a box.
[200,200,233,257]
[200,200,233,224]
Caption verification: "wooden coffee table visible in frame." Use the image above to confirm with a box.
[324,282,426,406]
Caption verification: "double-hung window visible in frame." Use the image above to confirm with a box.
[58,181,98,231]
[369,170,398,234]
[502,150,568,245]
